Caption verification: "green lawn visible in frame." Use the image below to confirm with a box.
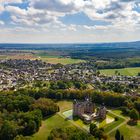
[57,100,73,112]
[62,108,123,134]
[100,67,140,76]
[110,121,140,140]
[31,101,74,140]
[31,114,74,140]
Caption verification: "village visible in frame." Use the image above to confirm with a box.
[0,59,139,95]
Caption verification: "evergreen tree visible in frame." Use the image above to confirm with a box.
[115,129,121,140]
[121,135,124,140]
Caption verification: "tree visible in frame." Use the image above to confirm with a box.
[134,101,140,112]
[57,81,67,89]
[48,127,89,140]
[74,82,82,89]
[121,135,124,140]
[115,129,121,140]
[14,135,31,140]
[0,121,18,140]
[20,110,42,135]
[25,120,37,135]
[129,109,139,122]
[94,129,104,140]
[31,98,59,117]
[89,123,97,135]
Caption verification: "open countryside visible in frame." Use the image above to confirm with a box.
[100,67,140,76]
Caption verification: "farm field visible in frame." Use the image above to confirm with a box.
[0,54,37,60]
[39,56,85,65]
[0,51,85,65]
[100,67,140,76]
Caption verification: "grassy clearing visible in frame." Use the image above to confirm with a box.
[31,114,74,140]
[100,67,140,76]
[110,121,140,140]
[57,100,73,112]
[31,101,73,140]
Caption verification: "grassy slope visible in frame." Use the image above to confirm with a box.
[110,121,140,140]
[109,109,140,140]
[31,114,74,140]
[31,101,74,140]
[57,100,73,112]
[100,67,140,76]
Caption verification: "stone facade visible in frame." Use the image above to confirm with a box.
[73,99,107,124]
[73,99,95,117]
[96,106,107,120]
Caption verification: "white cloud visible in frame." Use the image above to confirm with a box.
[0,20,4,25]
[0,0,140,43]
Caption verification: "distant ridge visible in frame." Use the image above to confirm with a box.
[0,41,139,50]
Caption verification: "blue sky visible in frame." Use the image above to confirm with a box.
[0,0,140,43]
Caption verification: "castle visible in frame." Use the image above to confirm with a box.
[73,98,107,124]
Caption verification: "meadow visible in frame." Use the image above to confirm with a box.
[31,114,74,140]
[39,56,84,65]
[31,101,74,140]
[110,121,140,140]
[100,67,140,76]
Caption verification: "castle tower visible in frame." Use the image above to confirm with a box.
[73,99,78,116]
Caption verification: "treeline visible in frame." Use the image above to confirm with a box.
[96,82,139,93]
[17,87,140,111]
[0,92,59,140]
[49,81,87,90]
[33,80,88,90]
[48,127,91,140]
[88,59,140,70]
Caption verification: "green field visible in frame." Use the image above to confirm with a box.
[31,101,74,140]
[31,114,74,140]
[100,67,140,76]
[110,121,140,140]
[39,56,85,65]
[57,100,73,112]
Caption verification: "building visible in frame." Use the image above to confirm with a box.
[73,99,107,124]
[73,98,95,117]
[96,105,107,120]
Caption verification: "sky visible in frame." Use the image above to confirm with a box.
[0,0,140,43]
